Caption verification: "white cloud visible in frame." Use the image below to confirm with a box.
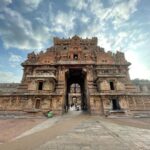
[9,53,22,67]
[88,0,140,28]
[90,0,106,20]
[67,0,88,10]
[9,53,22,62]
[51,11,76,36]
[99,36,112,50]
[112,32,128,50]
[80,15,90,23]
[0,7,50,50]
[125,51,150,80]
[124,29,149,52]
[55,11,75,30]
[111,0,140,28]
[22,0,43,11]
[79,20,113,51]
[109,0,123,3]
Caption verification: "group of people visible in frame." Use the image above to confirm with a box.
[64,103,80,112]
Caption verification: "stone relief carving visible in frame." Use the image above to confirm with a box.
[28,80,36,90]
[116,81,125,91]
[100,80,110,91]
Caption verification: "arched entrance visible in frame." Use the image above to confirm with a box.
[64,68,89,112]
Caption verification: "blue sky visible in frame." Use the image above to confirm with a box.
[0,0,150,83]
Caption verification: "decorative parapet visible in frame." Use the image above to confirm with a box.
[97,74,126,78]
[26,73,56,79]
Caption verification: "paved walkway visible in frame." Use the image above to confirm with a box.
[0,111,150,150]
[37,116,150,150]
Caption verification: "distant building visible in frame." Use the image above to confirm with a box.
[0,36,150,116]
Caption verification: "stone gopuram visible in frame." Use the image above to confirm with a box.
[0,35,150,116]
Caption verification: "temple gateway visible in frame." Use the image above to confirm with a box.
[0,36,150,116]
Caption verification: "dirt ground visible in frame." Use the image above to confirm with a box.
[0,118,45,143]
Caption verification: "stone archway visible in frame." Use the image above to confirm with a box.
[64,68,89,112]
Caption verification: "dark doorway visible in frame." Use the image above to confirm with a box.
[38,81,43,90]
[73,54,78,60]
[65,69,88,112]
[112,99,120,110]
[35,99,40,109]
[110,81,115,90]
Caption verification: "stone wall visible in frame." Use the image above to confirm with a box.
[0,83,19,93]
[0,93,150,116]
[89,95,103,115]
[0,94,63,115]
[100,94,150,116]
[127,95,150,116]
[100,95,129,116]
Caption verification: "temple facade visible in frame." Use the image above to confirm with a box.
[0,36,150,116]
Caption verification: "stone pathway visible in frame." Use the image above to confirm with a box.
[38,117,150,150]
[15,110,84,139]
[15,116,61,140]
[0,111,150,150]
[0,111,89,150]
